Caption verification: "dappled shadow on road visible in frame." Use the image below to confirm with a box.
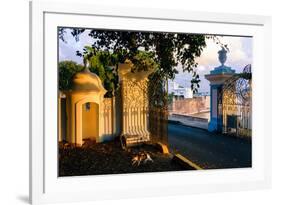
[168,123,252,169]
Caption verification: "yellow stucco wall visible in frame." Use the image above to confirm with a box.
[68,70,107,145]
[58,65,153,146]
[65,91,105,145]
[82,102,99,141]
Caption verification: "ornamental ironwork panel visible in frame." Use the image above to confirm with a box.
[148,75,169,145]
[219,64,252,137]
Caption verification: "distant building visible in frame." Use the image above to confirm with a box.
[168,81,193,99]
[193,91,210,97]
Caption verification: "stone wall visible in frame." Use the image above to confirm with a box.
[119,75,150,140]
[169,96,210,115]
[118,63,153,142]
[102,97,118,140]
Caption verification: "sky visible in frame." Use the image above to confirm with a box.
[59,28,252,93]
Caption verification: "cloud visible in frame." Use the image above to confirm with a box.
[196,65,208,72]
[58,29,253,93]
[195,36,252,73]
[172,36,253,92]
[59,29,96,64]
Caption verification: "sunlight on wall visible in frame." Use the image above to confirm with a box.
[82,102,99,141]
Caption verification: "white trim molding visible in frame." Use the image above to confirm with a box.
[30,0,272,204]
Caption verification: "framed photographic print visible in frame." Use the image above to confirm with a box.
[30,0,272,204]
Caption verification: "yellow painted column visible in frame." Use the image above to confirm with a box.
[76,103,83,146]
[58,95,62,142]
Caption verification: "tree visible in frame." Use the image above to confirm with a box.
[76,45,159,97]
[58,28,228,143]
[60,28,208,90]
[168,92,175,105]
[58,60,83,90]
[59,28,228,92]
[80,46,119,97]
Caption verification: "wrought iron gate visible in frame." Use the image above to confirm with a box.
[148,74,169,145]
[219,64,252,138]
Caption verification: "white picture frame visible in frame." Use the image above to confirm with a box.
[29,0,272,204]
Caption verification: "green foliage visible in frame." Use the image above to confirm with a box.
[77,46,120,97]
[130,51,159,73]
[77,46,159,97]
[69,29,209,107]
[191,73,201,94]
[60,28,229,94]
[168,92,174,105]
[89,55,118,98]
[58,61,83,90]
[71,29,208,91]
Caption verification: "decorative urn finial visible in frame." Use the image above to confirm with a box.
[218,47,227,66]
[83,57,91,72]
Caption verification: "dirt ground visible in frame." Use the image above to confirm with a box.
[59,139,190,177]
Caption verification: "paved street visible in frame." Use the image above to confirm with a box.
[168,122,252,169]
[169,114,209,130]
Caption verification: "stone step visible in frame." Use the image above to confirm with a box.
[120,134,150,148]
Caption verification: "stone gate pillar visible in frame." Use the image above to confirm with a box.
[205,47,235,132]
[118,62,154,140]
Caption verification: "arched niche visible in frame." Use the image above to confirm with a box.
[63,70,107,146]
[75,96,103,146]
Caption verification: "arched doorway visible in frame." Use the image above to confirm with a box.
[82,102,99,142]
[64,69,107,146]
[75,97,103,146]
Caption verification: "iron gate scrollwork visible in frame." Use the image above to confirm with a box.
[148,74,169,145]
[218,64,252,137]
